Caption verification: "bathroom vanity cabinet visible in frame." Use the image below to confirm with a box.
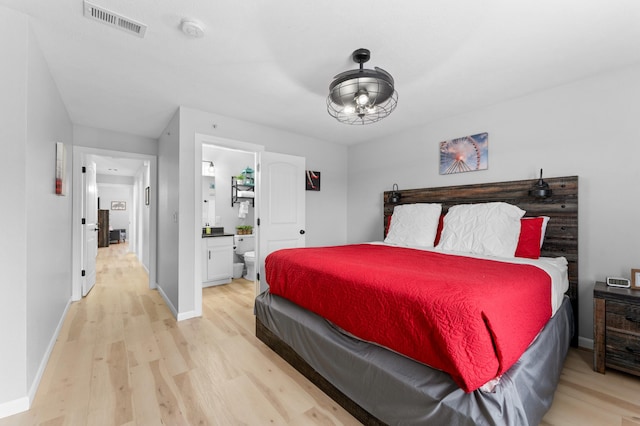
[202,235,234,287]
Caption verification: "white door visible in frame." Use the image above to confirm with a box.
[257,152,306,293]
[82,161,98,296]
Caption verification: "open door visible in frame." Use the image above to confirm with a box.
[82,161,98,296]
[257,152,306,293]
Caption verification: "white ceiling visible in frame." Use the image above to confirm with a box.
[92,155,144,177]
[3,0,640,145]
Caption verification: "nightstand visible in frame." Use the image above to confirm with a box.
[593,281,640,376]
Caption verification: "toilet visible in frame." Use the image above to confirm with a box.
[233,234,255,280]
[243,251,256,281]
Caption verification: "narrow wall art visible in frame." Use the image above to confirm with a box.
[306,170,320,191]
[55,142,66,195]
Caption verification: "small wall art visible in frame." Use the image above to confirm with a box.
[111,201,126,210]
[306,170,320,191]
[439,132,488,175]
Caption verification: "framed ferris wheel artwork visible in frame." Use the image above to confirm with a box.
[439,132,488,175]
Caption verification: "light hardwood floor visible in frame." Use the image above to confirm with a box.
[1,243,640,425]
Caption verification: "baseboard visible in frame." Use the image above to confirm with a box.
[177,310,199,321]
[579,336,594,350]
[0,396,29,419]
[0,298,72,420]
[156,284,178,318]
[28,298,72,401]
[156,284,199,321]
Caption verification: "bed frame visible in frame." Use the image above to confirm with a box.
[256,175,578,424]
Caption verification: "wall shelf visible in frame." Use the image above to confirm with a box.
[231,176,254,207]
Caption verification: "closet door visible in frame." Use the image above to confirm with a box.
[98,209,110,247]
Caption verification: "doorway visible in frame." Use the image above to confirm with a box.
[197,135,263,297]
[71,146,158,301]
[194,134,307,309]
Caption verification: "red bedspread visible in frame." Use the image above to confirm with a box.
[265,244,552,392]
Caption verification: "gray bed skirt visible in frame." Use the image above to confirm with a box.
[255,291,573,426]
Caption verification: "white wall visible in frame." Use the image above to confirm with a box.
[0,5,73,416]
[25,18,74,392]
[74,125,158,156]
[158,106,348,319]
[0,6,29,412]
[347,63,640,345]
[157,111,180,312]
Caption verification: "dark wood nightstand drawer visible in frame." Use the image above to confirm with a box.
[593,281,640,375]
[605,330,640,374]
[605,301,640,333]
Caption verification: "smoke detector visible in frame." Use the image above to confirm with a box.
[83,1,147,38]
[181,19,205,38]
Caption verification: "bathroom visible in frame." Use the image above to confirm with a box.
[202,144,256,284]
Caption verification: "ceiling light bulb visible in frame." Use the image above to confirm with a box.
[344,105,356,114]
[356,92,369,106]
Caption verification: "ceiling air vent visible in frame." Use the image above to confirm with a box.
[83,1,147,38]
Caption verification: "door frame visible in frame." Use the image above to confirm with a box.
[71,146,158,301]
[194,133,264,304]
[81,160,98,297]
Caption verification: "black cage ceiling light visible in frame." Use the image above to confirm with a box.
[327,48,398,125]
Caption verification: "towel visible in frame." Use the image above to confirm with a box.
[238,200,250,218]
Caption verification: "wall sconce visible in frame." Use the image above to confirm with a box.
[202,161,215,175]
[529,169,552,198]
[389,183,402,204]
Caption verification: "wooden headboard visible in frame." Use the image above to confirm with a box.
[383,176,579,346]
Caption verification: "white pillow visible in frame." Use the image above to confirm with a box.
[437,202,525,257]
[384,203,442,247]
[539,216,550,247]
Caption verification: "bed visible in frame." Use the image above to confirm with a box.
[255,176,578,425]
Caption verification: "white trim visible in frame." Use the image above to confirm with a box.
[177,310,200,321]
[71,147,83,300]
[156,283,178,318]
[199,134,264,153]
[194,134,264,316]
[28,299,72,402]
[0,397,29,419]
[95,182,133,188]
[156,283,198,321]
[0,298,72,419]
[192,135,203,319]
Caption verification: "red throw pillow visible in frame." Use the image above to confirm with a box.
[515,217,544,259]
